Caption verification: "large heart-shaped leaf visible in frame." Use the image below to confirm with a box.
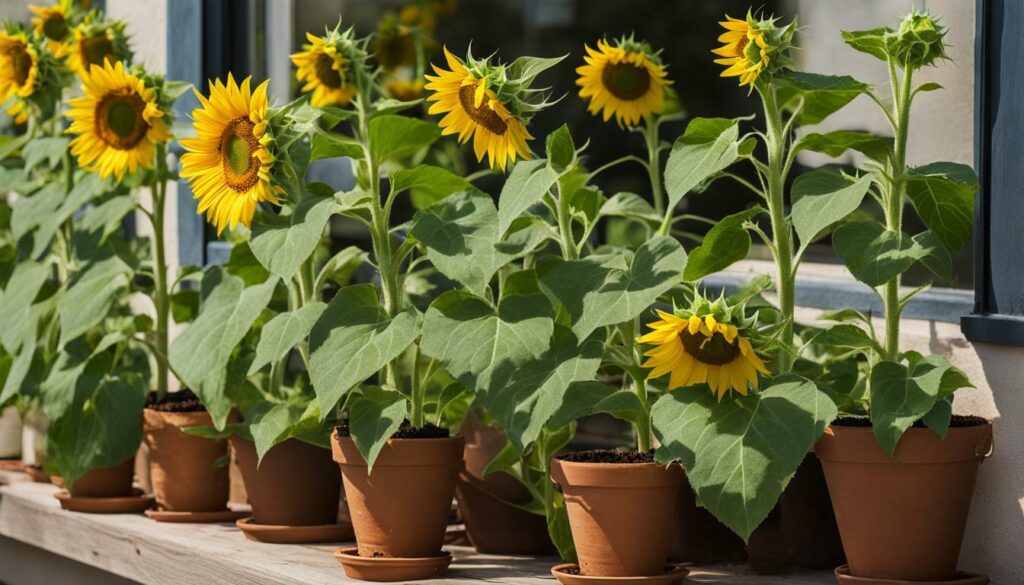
[664,117,742,208]
[248,302,327,375]
[392,164,471,208]
[540,236,686,341]
[250,195,342,280]
[776,72,870,126]
[40,334,120,420]
[904,162,977,253]
[548,381,645,429]
[248,399,330,463]
[497,159,559,235]
[308,284,420,414]
[59,248,132,347]
[169,270,279,429]
[833,221,930,287]
[47,375,146,490]
[369,115,440,163]
[653,375,837,541]
[0,261,49,353]
[684,208,761,281]
[791,168,873,246]
[348,386,407,470]
[411,190,503,294]
[794,131,891,162]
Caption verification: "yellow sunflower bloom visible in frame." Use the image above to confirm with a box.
[576,39,670,127]
[0,32,39,124]
[385,78,424,101]
[67,22,122,78]
[29,2,71,53]
[65,60,170,180]
[713,15,774,87]
[637,309,769,401]
[180,74,280,235]
[425,47,533,171]
[291,32,357,108]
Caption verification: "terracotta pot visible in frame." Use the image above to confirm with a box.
[669,474,746,564]
[781,454,845,568]
[228,443,248,506]
[333,434,463,558]
[816,423,992,581]
[231,436,340,526]
[457,419,553,555]
[551,458,684,577]
[143,409,229,512]
[69,457,135,498]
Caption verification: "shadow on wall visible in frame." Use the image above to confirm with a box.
[957,342,1024,583]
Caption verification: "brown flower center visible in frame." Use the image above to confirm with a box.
[680,329,741,366]
[314,53,343,89]
[81,34,114,69]
[457,83,508,135]
[219,116,261,192]
[10,45,32,86]
[42,15,68,41]
[96,91,149,150]
[601,61,651,101]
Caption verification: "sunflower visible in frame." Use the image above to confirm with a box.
[30,2,71,53]
[291,32,357,108]
[65,60,170,180]
[180,74,280,235]
[713,15,775,87]
[67,20,126,78]
[638,308,769,401]
[385,78,424,101]
[0,31,39,124]
[425,47,539,171]
[576,38,670,127]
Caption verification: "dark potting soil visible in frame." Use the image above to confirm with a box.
[145,389,207,413]
[334,420,451,439]
[832,414,989,428]
[555,448,655,464]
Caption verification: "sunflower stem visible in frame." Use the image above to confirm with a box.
[644,116,667,222]
[151,142,171,397]
[555,180,579,261]
[625,318,653,452]
[758,82,795,374]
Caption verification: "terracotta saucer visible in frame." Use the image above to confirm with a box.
[235,517,355,544]
[551,564,690,585]
[0,459,25,473]
[145,509,251,523]
[24,465,51,483]
[50,475,65,489]
[835,565,990,585]
[334,547,452,582]
[54,488,155,514]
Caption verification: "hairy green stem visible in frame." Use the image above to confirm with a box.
[644,116,665,218]
[882,61,914,361]
[151,142,170,396]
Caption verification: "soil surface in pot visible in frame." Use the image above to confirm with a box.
[336,420,450,439]
[145,389,206,413]
[556,449,655,464]
[831,415,988,428]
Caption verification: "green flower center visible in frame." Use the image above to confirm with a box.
[219,116,261,192]
[743,36,764,64]
[601,61,651,101]
[458,83,508,135]
[680,329,741,365]
[96,91,149,150]
[42,16,68,41]
[82,34,114,68]
[314,53,343,89]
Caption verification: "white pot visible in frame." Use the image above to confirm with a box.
[0,406,21,459]
[21,411,48,466]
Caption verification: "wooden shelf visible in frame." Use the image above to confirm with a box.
[0,471,833,584]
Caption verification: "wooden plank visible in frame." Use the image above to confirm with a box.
[0,472,832,584]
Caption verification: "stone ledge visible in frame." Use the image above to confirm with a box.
[0,471,833,584]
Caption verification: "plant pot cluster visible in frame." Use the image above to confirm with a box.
[0,2,995,585]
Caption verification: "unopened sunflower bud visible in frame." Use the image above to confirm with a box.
[887,11,948,69]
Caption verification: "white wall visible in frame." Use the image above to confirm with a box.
[797,2,1023,581]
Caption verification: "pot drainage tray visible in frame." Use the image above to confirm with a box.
[334,547,452,582]
[146,509,250,523]
[835,565,989,585]
[55,488,155,514]
[551,563,690,585]
[236,517,354,544]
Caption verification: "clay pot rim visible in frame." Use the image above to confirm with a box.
[332,434,465,467]
[835,564,990,585]
[551,457,685,489]
[334,546,452,563]
[818,422,993,465]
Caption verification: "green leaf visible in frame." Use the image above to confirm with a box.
[794,131,891,162]
[40,334,120,420]
[48,375,146,490]
[369,115,440,163]
[250,195,341,280]
[0,261,49,353]
[904,162,977,253]
[497,159,559,235]
[28,174,111,259]
[310,130,364,161]
[776,72,870,126]
[684,207,761,281]
[249,399,329,462]
[22,137,70,170]
[842,28,891,61]
[664,117,741,208]
[812,324,882,356]
[59,249,132,346]
[169,271,279,429]
[833,221,930,287]
[540,236,686,341]
[308,284,420,414]
[391,164,470,207]
[249,303,327,375]
[599,192,661,224]
[74,196,137,248]
[791,168,873,246]
[411,190,503,294]
[922,398,952,439]
[913,231,953,281]
[349,386,407,469]
[653,375,837,541]
[224,241,271,286]
[546,124,576,173]
[171,289,200,324]
[548,381,645,429]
